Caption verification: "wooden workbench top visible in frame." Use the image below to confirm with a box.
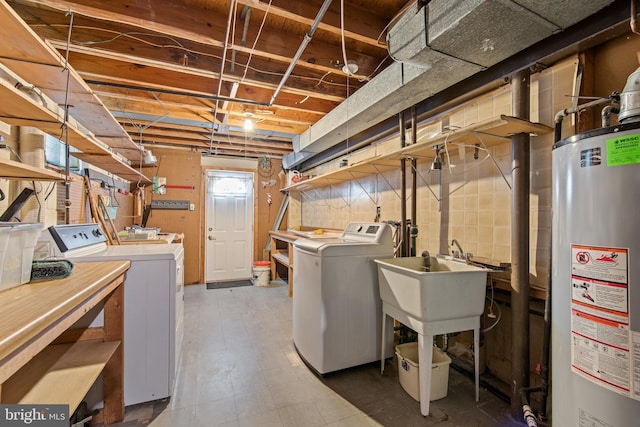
[0,260,130,363]
[269,229,342,241]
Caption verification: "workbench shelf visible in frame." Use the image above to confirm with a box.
[1,340,119,411]
[0,261,129,425]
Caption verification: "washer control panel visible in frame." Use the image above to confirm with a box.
[341,222,392,244]
[48,223,107,252]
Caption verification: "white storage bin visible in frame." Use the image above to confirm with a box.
[0,227,11,286]
[0,222,42,292]
[395,342,451,401]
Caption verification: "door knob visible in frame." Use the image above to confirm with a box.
[208,236,216,240]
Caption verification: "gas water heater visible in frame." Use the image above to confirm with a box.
[552,67,640,426]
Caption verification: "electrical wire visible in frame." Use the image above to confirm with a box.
[240,0,273,83]
[39,23,359,90]
[340,0,352,77]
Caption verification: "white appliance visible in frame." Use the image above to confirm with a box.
[552,121,640,425]
[37,224,184,406]
[292,222,394,374]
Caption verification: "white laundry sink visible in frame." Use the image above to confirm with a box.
[374,256,488,323]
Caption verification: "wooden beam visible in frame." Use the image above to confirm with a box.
[13,0,383,79]
[236,0,392,49]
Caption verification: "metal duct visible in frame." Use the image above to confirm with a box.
[284,57,481,167]
[283,0,615,169]
[426,0,558,68]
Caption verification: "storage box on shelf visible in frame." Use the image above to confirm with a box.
[0,222,42,292]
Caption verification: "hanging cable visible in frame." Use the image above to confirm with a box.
[209,0,237,152]
[61,10,74,224]
[241,0,273,83]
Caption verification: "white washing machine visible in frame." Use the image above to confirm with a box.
[37,224,184,406]
[292,222,395,374]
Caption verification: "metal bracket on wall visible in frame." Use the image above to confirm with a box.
[150,199,190,210]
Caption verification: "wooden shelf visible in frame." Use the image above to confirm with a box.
[272,252,290,267]
[395,115,553,160]
[283,115,552,192]
[1,340,119,416]
[283,156,399,192]
[73,153,152,185]
[0,75,111,156]
[0,1,149,184]
[0,157,65,181]
[0,0,138,156]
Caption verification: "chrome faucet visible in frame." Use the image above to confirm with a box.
[451,239,464,259]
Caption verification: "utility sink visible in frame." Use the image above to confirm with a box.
[375,255,488,416]
[374,255,488,323]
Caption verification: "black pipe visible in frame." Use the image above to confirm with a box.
[410,106,418,256]
[399,112,407,257]
[538,229,551,421]
[511,68,531,421]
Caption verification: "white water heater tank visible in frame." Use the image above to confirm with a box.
[552,121,640,426]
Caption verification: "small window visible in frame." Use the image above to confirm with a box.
[45,134,82,170]
[208,176,251,195]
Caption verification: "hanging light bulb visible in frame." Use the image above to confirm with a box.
[243,118,254,131]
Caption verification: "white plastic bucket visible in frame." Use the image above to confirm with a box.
[252,261,270,286]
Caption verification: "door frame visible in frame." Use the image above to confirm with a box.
[200,166,257,284]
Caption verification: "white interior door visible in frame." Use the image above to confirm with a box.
[205,171,254,282]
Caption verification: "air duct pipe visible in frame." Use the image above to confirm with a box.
[511,68,531,421]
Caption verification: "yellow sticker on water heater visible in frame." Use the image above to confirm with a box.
[606,133,640,166]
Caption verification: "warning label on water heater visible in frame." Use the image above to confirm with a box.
[570,244,632,397]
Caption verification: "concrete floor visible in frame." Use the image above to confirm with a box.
[104,280,528,426]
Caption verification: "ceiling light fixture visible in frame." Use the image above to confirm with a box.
[243,118,254,131]
[342,60,359,75]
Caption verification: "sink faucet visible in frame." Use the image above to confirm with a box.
[421,250,431,271]
[451,239,464,259]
